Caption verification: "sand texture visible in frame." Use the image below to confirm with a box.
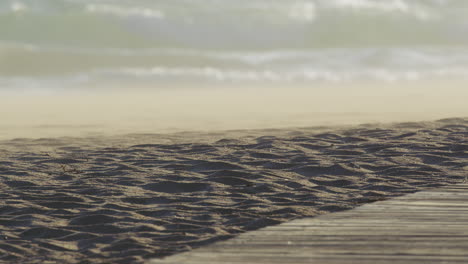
[0,118,466,263]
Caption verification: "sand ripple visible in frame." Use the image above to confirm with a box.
[0,118,466,263]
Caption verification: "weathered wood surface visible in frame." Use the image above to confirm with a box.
[148,184,468,264]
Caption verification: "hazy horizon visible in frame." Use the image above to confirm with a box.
[1,0,467,139]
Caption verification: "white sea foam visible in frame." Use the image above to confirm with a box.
[90,66,468,83]
[10,1,27,13]
[85,3,164,19]
[324,0,434,20]
[289,2,317,22]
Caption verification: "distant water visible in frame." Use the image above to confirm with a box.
[1,0,468,93]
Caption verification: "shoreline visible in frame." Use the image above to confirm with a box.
[2,80,468,141]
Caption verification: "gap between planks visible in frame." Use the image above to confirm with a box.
[148,184,468,264]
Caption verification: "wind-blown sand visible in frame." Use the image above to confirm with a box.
[2,81,468,140]
[0,118,466,263]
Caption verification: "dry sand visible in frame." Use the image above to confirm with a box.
[1,81,468,140]
[0,117,466,263]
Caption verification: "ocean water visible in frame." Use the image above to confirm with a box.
[1,0,468,93]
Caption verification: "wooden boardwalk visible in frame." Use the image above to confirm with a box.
[148,184,468,264]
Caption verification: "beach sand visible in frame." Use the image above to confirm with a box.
[0,117,466,263]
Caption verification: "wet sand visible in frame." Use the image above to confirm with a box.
[0,118,466,263]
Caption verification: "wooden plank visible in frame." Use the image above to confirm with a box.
[148,184,468,264]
